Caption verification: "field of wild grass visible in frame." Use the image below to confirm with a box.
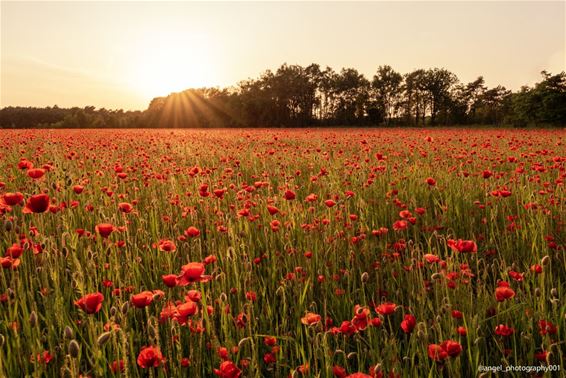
[0,128,564,377]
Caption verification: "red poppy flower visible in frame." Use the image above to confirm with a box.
[3,192,24,206]
[301,312,321,326]
[5,243,24,258]
[401,314,416,334]
[213,360,241,378]
[27,168,46,179]
[332,366,347,378]
[158,239,176,252]
[162,274,177,287]
[96,223,114,238]
[177,262,211,286]
[177,300,198,318]
[75,292,104,314]
[424,254,441,263]
[495,286,515,302]
[110,360,125,373]
[131,291,154,308]
[375,302,396,316]
[495,324,514,336]
[267,205,279,215]
[0,256,21,269]
[24,194,50,213]
[392,220,408,231]
[137,346,164,368]
[534,351,548,362]
[441,340,462,357]
[305,193,318,202]
[73,185,84,194]
[448,239,477,253]
[264,336,277,346]
[118,202,134,213]
[538,320,557,335]
[339,320,356,336]
[283,190,296,200]
[428,344,448,361]
[185,226,200,237]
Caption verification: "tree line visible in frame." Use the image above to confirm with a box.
[1,64,565,128]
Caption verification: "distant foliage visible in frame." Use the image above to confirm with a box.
[1,66,565,128]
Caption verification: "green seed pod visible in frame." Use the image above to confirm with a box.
[97,332,112,346]
[29,311,37,327]
[68,339,80,358]
[64,326,74,339]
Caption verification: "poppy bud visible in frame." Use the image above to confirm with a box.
[361,272,369,283]
[541,255,550,265]
[431,273,442,280]
[535,288,541,297]
[347,352,357,360]
[97,332,112,346]
[64,326,74,339]
[29,311,37,327]
[0,334,4,347]
[121,302,129,314]
[68,339,80,358]
[4,221,12,232]
[550,288,558,298]
[110,306,117,316]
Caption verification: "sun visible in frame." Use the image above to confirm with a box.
[128,32,216,98]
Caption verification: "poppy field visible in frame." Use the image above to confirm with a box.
[0,128,564,377]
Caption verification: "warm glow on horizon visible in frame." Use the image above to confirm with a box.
[127,31,217,98]
[1,1,564,110]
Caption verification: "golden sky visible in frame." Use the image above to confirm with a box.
[1,1,564,110]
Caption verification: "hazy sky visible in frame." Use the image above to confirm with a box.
[1,1,564,110]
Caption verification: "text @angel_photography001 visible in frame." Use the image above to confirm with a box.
[0,1,565,378]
